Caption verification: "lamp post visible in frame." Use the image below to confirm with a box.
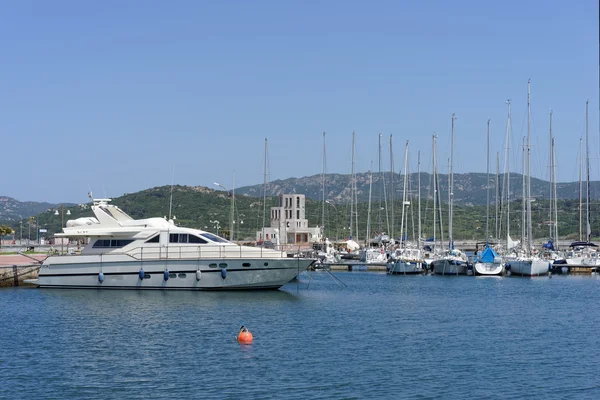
[54,205,71,255]
[18,215,22,246]
[214,179,235,241]
[28,217,32,247]
[234,213,245,240]
[210,220,221,236]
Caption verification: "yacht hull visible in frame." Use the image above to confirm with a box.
[36,256,315,290]
[432,260,467,275]
[474,262,504,276]
[509,259,549,276]
[387,261,425,275]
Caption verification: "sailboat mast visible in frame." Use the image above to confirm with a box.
[432,135,437,248]
[231,171,235,242]
[526,79,532,254]
[366,162,373,242]
[400,141,409,247]
[486,119,490,244]
[506,100,511,249]
[549,111,553,240]
[448,157,451,248]
[579,138,583,241]
[378,133,383,233]
[350,131,356,240]
[262,138,268,242]
[552,136,558,246]
[586,100,591,242]
[418,150,421,249]
[322,132,326,239]
[390,134,395,241]
[449,113,455,249]
[522,136,526,246]
[496,152,500,241]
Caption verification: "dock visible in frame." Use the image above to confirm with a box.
[553,264,599,275]
[0,254,45,287]
[321,263,388,272]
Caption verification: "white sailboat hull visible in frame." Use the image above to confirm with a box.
[474,262,504,276]
[432,259,468,275]
[509,259,549,277]
[387,261,424,275]
[35,255,314,290]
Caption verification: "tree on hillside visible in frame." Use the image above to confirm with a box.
[0,225,14,249]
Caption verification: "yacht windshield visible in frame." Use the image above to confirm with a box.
[200,233,230,243]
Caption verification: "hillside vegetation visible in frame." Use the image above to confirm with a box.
[7,185,598,243]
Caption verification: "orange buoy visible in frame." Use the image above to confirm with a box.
[237,326,253,344]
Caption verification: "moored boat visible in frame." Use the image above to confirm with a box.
[473,246,504,276]
[387,248,425,274]
[29,198,315,290]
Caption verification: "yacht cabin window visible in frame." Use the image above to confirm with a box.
[146,235,160,243]
[93,239,134,248]
[200,233,229,243]
[169,233,208,244]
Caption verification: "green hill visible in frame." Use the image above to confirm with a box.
[9,184,598,243]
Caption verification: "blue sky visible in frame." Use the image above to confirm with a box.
[2,0,598,203]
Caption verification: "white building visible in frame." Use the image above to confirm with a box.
[256,194,322,244]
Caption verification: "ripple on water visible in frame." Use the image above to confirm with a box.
[1,273,599,399]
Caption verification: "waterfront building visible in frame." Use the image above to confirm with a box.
[256,194,322,244]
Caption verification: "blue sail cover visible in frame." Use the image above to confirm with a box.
[479,246,498,263]
[542,240,554,250]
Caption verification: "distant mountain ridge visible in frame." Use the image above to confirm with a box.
[235,172,599,206]
[0,196,62,223]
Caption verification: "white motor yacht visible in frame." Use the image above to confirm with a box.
[29,199,315,290]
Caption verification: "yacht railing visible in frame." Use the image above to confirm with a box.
[122,245,294,260]
[50,244,315,261]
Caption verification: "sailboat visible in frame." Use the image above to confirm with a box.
[432,114,469,275]
[360,137,388,265]
[474,119,504,276]
[507,80,550,276]
[388,141,426,274]
[559,100,600,268]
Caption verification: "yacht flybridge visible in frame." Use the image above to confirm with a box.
[31,199,315,290]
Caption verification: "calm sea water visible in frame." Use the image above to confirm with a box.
[1,272,600,399]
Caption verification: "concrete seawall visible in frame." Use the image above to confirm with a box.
[0,254,45,288]
[0,265,40,287]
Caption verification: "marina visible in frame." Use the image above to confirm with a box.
[1,1,599,398]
